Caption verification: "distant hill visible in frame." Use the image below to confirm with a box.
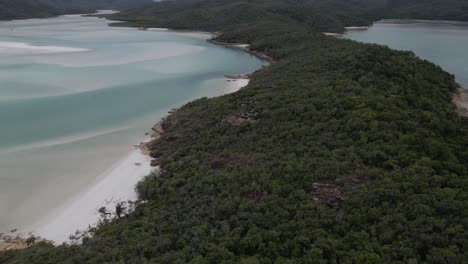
[0,0,59,20]
[111,0,468,33]
[0,0,153,20]
[42,0,153,11]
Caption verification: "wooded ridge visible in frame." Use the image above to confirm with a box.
[1,0,467,263]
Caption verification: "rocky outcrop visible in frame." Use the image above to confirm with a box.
[311,183,344,208]
[0,233,48,251]
[453,87,468,118]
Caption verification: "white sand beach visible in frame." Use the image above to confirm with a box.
[344,26,370,30]
[0,13,264,246]
[225,78,250,93]
[25,147,153,244]
[19,77,250,245]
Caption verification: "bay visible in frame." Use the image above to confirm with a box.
[0,13,266,236]
[344,20,468,87]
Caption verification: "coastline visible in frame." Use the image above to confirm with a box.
[322,25,371,37]
[141,77,251,168]
[2,1,468,261]
[323,18,468,37]
[0,16,265,249]
[0,76,252,249]
[1,148,153,248]
[208,39,275,63]
[379,19,468,25]
[25,148,153,244]
[3,15,465,251]
[107,23,275,63]
[344,26,370,30]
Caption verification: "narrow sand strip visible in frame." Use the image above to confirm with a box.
[225,78,250,93]
[345,26,370,30]
[21,78,250,245]
[26,148,153,244]
[323,32,344,36]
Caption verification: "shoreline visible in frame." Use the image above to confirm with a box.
[0,19,261,249]
[323,18,468,37]
[141,77,251,168]
[379,19,468,25]
[323,25,371,37]
[107,23,276,63]
[25,148,153,244]
[344,26,370,30]
[0,77,252,249]
[3,13,465,251]
[0,15,265,251]
[1,147,153,249]
[208,39,275,63]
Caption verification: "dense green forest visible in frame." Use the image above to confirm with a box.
[1,0,468,263]
[110,0,468,33]
[0,0,59,20]
[42,0,153,11]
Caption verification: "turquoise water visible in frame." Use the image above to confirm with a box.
[344,20,468,87]
[0,14,266,231]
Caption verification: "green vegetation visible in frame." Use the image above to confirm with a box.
[1,0,468,263]
[0,0,59,20]
[109,0,468,33]
[0,0,152,20]
[42,0,153,12]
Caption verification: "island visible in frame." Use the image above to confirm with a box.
[1,0,467,263]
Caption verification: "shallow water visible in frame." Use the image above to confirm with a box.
[0,14,266,233]
[344,20,468,87]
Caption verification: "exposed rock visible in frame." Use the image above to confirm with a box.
[453,87,468,118]
[150,149,164,158]
[151,122,164,139]
[224,108,258,126]
[138,142,151,156]
[150,159,161,167]
[312,183,344,208]
[224,115,255,125]
[224,100,258,126]
[144,109,180,167]
[0,234,49,252]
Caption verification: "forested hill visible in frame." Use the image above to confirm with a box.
[0,0,59,20]
[2,0,468,263]
[0,0,153,20]
[383,0,468,21]
[111,0,468,33]
[42,0,153,11]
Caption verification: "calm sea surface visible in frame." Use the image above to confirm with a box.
[344,20,468,87]
[0,14,266,232]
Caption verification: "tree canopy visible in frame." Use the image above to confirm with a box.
[1,0,468,263]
